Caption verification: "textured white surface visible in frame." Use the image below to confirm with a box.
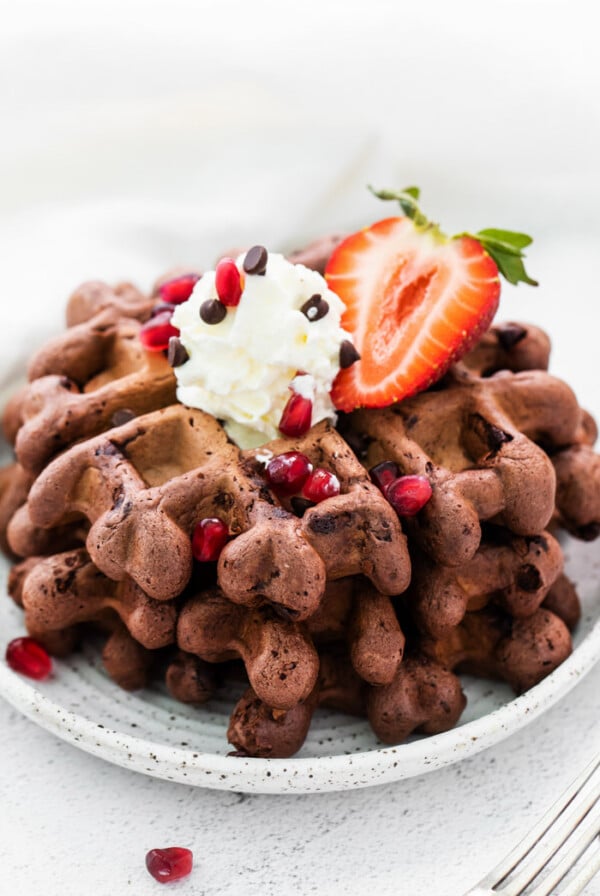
[0,668,598,895]
[1,0,600,890]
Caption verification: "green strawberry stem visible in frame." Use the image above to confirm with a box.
[368,185,538,287]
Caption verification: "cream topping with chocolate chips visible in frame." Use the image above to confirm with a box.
[171,251,355,448]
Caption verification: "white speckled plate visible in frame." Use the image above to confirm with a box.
[0,534,599,793]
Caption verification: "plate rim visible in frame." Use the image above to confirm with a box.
[1,614,598,794]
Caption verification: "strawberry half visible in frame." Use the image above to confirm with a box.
[326,187,536,412]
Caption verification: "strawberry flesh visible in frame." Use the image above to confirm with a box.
[325,217,500,411]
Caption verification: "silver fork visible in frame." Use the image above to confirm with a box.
[465,754,600,896]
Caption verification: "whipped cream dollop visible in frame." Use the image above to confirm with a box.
[171,251,353,448]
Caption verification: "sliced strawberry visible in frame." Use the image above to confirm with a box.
[325,217,502,411]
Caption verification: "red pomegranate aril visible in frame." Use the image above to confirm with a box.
[139,312,180,352]
[6,637,52,680]
[192,518,229,562]
[370,461,400,496]
[215,258,243,307]
[266,452,313,495]
[279,393,313,437]
[158,273,200,305]
[302,468,341,503]
[146,847,193,884]
[386,475,432,516]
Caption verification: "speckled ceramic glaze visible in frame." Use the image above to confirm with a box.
[1,441,599,793]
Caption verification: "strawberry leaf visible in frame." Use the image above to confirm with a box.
[486,248,538,287]
[476,228,533,250]
[472,230,538,286]
[473,236,527,257]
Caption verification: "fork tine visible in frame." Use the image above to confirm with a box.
[501,782,600,895]
[558,844,600,896]
[476,755,600,890]
[526,808,600,896]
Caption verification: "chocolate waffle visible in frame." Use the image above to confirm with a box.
[228,596,577,758]
[177,587,319,710]
[368,604,573,744]
[225,561,579,757]
[305,577,405,686]
[228,647,367,758]
[4,299,176,476]
[407,528,564,639]
[1,464,84,559]
[12,406,409,620]
[351,364,583,566]
[100,626,218,703]
[462,321,600,540]
[0,464,31,556]
[9,548,177,655]
[0,239,596,764]
[9,551,218,699]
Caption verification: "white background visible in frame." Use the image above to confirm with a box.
[1,1,599,893]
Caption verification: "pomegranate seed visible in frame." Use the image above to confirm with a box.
[386,475,432,516]
[192,518,229,562]
[158,274,200,305]
[6,637,52,680]
[215,258,243,307]
[266,452,313,495]
[279,393,313,437]
[146,847,193,884]
[370,461,399,496]
[139,312,179,352]
[302,468,341,503]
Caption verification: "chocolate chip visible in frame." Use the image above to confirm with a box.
[497,323,528,351]
[339,340,361,369]
[300,294,329,321]
[516,563,543,592]
[243,245,268,276]
[111,408,136,427]
[307,513,337,534]
[290,496,316,517]
[471,413,513,454]
[487,423,513,453]
[484,423,513,453]
[167,336,189,368]
[151,301,176,318]
[55,569,76,594]
[58,376,73,389]
[342,429,371,459]
[200,299,227,324]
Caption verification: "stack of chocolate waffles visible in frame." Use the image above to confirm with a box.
[1,244,599,758]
